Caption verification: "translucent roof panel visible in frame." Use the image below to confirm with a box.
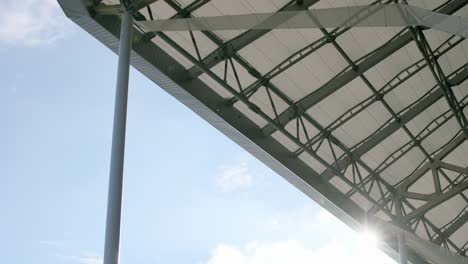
[59,0,468,263]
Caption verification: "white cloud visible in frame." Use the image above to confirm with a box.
[0,0,70,46]
[259,207,346,236]
[40,240,102,264]
[216,162,253,192]
[68,252,102,264]
[74,254,102,264]
[207,207,397,264]
[205,238,396,264]
[39,240,63,247]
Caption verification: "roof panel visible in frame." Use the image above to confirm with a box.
[450,222,468,249]
[382,147,426,185]
[421,118,460,154]
[406,98,450,135]
[307,78,373,127]
[408,171,435,195]
[337,27,405,62]
[426,195,466,229]
[335,102,393,148]
[143,0,177,19]
[441,140,468,168]
[62,0,468,261]
[361,128,410,170]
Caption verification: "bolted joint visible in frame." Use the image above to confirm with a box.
[375,93,384,101]
[221,43,235,58]
[260,78,270,86]
[180,9,191,18]
[325,35,336,43]
[292,106,302,118]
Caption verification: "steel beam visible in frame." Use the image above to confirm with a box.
[399,134,467,190]
[401,181,468,222]
[163,1,399,218]
[305,6,437,217]
[405,20,468,139]
[368,133,467,215]
[439,161,468,175]
[227,0,393,105]
[293,34,463,157]
[347,94,468,200]
[321,64,468,183]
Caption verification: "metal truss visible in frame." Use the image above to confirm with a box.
[65,0,468,262]
[403,2,468,139]
[157,0,402,220]
[293,35,464,157]
[137,0,468,259]
[260,0,467,137]
[184,0,322,78]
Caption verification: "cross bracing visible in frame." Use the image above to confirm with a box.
[59,0,468,263]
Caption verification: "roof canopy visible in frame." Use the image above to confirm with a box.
[59,0,468,263]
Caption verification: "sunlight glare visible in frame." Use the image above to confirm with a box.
[358,229,380,249]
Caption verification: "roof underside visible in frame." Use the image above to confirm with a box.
[60,0,468,263]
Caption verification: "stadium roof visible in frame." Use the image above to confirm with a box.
[58,0,468,263]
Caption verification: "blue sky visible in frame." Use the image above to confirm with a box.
[1,1,397,264]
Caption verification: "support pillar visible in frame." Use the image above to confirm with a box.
[398,232,408,264]
[103,11,133,264]
[395,196,408,264]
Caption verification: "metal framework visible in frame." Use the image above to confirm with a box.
[58,0,468,263]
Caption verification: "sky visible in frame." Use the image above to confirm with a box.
[1,1,398,264]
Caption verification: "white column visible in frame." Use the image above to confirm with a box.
[103,11,133,264]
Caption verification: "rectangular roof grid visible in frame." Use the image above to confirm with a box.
[406,98,452,139]
[361,128,410,169]
[267,49,341,101]
[306,78,373,128]
[450,222,468,250]
[407,171,437,195]
[426,195,467,229]
[421,117,462,153]
[333,101,393,147]
[190,0,290,41]
[441,140,468,168]
[381,147,427,185]
[336,27,406,62]
[62,0,468,261]
[140,0,177,19]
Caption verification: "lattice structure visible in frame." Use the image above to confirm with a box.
[59,0,468,263]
